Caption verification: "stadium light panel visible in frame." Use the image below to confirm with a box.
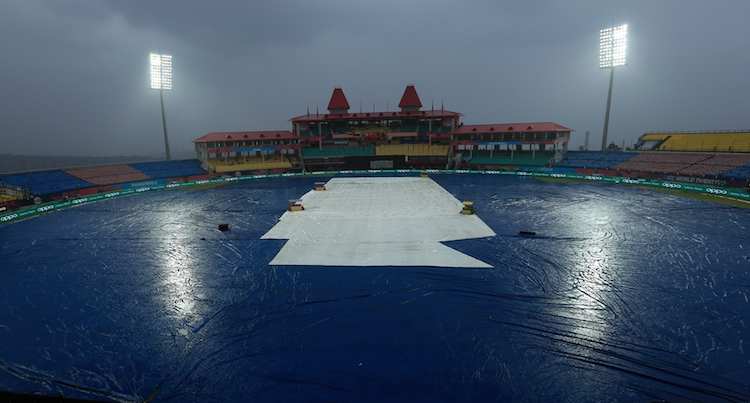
[150,53,173,90]
[599,24,627,69]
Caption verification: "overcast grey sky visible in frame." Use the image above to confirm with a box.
[1,0,748,157]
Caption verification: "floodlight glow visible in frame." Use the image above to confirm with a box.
[599,24,628,69]
[150,53,173,90]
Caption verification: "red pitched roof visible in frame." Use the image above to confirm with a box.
[193,130,297,143]
[327,87,350,111]
[399,85,422,109]
[290,109,460,123]
[453,122,571,134]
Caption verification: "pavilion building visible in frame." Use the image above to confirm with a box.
[194,84,571,173]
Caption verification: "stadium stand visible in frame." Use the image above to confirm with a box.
[616,153,750,177]
[0,194,16,203]
[636,134,670,151]
[66,165,150,185]
[375,144,449,157]
[559,151,638,169]
[636,131,750,152]
[724,161,750,181]
[129,159,205,179]
[676,153,750,176]
[0,170,93,195]
[615,152,708,174]
[559,151,750,182]
[0,182,27,202]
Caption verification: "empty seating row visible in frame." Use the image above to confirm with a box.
[637,132,750,152]
[616,152,750,177]
[130,159,205,179]
[658,133,750,153]
[559,151,638,169]
[559,151,750,180]
[0,170,93,196]
[207,157,292,173]
[375,144,449,157]
[677,154,750,176]
[302,146,375,158]
[65,165,150,185]
[725,163,750,180]
[615,153,704,174]
[469,152,554,166]
[0,160,209,197]
[620,152,710,164]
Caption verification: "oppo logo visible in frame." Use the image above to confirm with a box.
[706,188,727,195]
[0,213,18,222]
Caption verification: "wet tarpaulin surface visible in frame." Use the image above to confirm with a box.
[0,174,749,402]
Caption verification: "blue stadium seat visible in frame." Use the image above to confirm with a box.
[559,151,638,169]
[130,159,206,180]
[0,170,92,196]
[725,164,750,181]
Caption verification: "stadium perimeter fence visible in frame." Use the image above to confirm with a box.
[1,169,748,225]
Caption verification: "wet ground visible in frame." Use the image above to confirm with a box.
[1,174,749,402]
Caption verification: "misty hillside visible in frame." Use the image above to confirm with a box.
[0,154,158,173]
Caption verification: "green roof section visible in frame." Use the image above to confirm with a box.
[302,146,375,158]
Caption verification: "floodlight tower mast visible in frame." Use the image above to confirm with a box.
[599,24,628,151]
[150,53,173,160]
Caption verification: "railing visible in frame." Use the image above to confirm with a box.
[207,158,293,173]
[302,146,375,158]
[375,144,449,157]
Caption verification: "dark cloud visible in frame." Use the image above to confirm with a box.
[102,0,334,52]
[0,0,749,156]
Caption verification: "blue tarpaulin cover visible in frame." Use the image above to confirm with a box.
[1,174,749,402]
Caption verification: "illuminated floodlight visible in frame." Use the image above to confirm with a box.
[149,52,173,160]
[150,53,173,90]
[599,24,628,151]
[599,24,628,69]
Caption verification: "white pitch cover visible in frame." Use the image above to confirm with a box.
[262,177,495,268]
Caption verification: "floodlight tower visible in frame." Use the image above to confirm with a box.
[150,53,173,160]
[599,24,628,151]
